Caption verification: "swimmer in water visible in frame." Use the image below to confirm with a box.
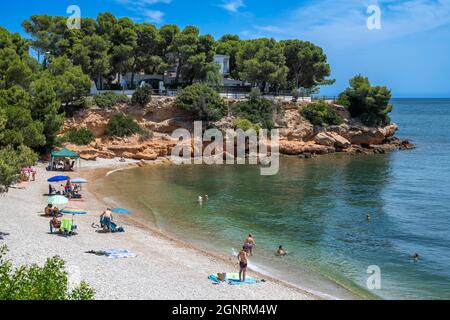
[276,245,287,257]
[366,214,371,221]
[412,253,420,263]
[198,196,203,204]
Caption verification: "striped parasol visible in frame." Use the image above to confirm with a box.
[60,207,88,215]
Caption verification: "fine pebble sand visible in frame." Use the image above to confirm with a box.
[0,160,318,300]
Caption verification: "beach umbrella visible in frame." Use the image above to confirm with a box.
[111,208,131,215]
[60,207,88,215]
[71,178,88,184]
[47,195,69,206]
[48,176,70,183]
[61,207,88,224]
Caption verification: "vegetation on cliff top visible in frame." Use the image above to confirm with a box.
[176,83,227,121]
[231,88,280,129]
[337,75,393,126]
[59,127,96,146]
[94,92,130,108]
[132,84,153,105]
[106,113,143,137]
[300,100,343,127]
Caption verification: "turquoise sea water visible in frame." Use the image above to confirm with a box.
[95,99,450,300]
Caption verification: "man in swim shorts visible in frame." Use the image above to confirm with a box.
[238,246,249,283]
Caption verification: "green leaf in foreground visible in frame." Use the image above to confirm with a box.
[0,245,95,300]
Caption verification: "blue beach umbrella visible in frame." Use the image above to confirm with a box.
[111,208,131,215]
[48,176,70,183]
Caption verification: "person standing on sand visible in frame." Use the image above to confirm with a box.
[238,246,249,283]
[244,234,256,256]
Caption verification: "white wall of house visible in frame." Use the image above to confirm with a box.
[214,54,230,75]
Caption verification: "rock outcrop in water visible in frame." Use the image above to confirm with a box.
[61,97,414,160]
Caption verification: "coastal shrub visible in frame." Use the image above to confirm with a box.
[233,118,261,132]
[176,83,227,121]
[61,128,95,146]
[337,75,393,126]
[132,85,152,105]
[106,113,142,137]
[232,89,279,129]
[300,100,343,127]
[138,129,154,142]
[0,245,95,300]
[0,145,38,193]
[94,92,130,108]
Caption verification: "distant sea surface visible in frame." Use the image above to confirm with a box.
[94,99,450,300]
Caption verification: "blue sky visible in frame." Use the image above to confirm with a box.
[1,0,450,97]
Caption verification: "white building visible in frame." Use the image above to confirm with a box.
[214,54,230,76]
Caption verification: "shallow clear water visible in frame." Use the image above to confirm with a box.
[95,99,450,300]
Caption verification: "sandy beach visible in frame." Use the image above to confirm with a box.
[0,159,319,300]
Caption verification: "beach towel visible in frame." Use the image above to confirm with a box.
[104,249,136,259]
[208,273,262,285]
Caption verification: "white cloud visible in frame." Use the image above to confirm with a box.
[254,25,284,34]
[115,0,172,5]
[220,0,245,13]
[143,10,165,23]
[248,0,450,47]
[114,0,172,24]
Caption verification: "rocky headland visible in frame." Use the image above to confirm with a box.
[61,97,415,161]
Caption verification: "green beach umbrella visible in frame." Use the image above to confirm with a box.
[47,195,69,206]
[71,178,88,184]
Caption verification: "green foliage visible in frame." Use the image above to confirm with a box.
[138,129,154,142]
[132,84,152,105]
[30,78,64,148]
[236,38,288,91]
[61,128,95,146]
[337,75,393,126]
[300,100,343,127]
[20,13,333,94]
[232,90,278,129]
[106,113,142,137]
[0,245,95,300]
[176,83,227,121]
[44,56,91,106]
[282,40,334,89]
[94,92,130,108]
[0,86,46,149]
[0,145,38,193]
[233,118,261,132]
